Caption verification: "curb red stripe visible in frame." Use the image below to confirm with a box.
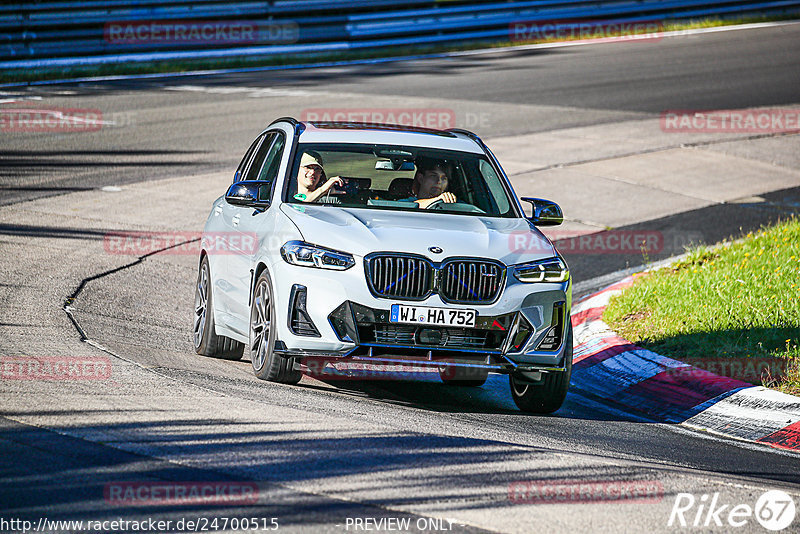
[572,275,800,451]
[574,337,629,362]
[617,369,754,422]
[757,421,800,451]
[573,343,638,367]
[570,306,605,327]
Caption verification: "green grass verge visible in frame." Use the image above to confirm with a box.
[2,15,796,84]
[604,217,800,395]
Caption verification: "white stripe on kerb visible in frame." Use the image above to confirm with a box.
[685,387,800,441]
[573,319,615,346]
[574,349,671,397]
[572,289,621,315]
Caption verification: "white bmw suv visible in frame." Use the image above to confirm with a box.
[194,118,572,413]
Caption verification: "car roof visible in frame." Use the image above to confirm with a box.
[280,120,486,154]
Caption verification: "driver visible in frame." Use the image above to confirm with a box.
[294,151,344,203]
[406,157,457,209]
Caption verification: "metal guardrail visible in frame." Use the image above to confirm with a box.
[1,0,799,69]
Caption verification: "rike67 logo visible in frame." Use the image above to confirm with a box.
[669,490,796,531]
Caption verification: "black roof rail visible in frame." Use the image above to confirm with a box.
[269,116,305,135]
[446,128,482,143]
[269,116,299,127]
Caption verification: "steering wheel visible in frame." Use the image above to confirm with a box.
[426,200,485,214]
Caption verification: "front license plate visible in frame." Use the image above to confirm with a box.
[390,304,476,327]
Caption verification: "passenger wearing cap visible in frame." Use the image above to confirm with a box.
[293,151,344,203]
[403,157,457,209]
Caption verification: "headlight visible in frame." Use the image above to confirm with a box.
[513,257,569,283]
[280,241,355,270]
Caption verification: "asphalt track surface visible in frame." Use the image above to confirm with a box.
[1,23,800,533]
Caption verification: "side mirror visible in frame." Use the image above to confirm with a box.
[225,181,271,208]
[521,197,563,226]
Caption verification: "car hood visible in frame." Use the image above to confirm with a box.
[279,204,557,264]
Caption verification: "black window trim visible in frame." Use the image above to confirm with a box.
[252,130,286,183]
[242,132,274,182]
[234,133,265,183]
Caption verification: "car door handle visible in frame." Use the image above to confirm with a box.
[214,205,223,216]
[232,214,240,227]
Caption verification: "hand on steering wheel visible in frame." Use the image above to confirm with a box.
[424,192,456,209]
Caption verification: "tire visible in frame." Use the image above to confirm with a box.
[509,324,573,414]
[250,270,301,384]
[439,366,489,387]
[194,255,244,360]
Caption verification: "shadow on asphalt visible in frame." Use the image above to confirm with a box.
[0,149,221,207]
[0,223,112,240]
[2,405,798,528]
[294,372,650,422]
[0,149,208,177]
[0,416,498,532]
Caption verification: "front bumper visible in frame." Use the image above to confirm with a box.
[271,260,571,374]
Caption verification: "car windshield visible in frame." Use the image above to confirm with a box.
[285,143,517,217]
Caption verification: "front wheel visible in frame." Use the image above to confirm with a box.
[250,270,301,384]
[509,325,572,414]
[194,255,243,360]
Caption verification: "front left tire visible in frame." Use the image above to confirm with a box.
[194,255,244,360]
[250,270,301,384]
[509,324,573,414]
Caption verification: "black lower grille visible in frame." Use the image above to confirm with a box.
[288,285,320,337]
[374,325,416,345]
[536,302,565,351]
[367,324,499,350]
[329,302,516,353]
